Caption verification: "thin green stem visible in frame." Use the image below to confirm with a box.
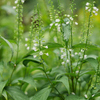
[95,59,99,86]
[75,5,93,94]
[16,2,20,63]
[42,63,64,100]
[7,64,16,85]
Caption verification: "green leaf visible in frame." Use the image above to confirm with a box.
[72,43,100,50]
[0,80,7,96]
[1,5,16,15]
[2,90,8,100]
[65,95,86,100]
[30,87,51,100]
[56,76,70,94]
[23,56,42,67]
[18,76,37,91]
[89,92,100,100]
[5,86,29,100]
[45,43,63,48]
[85,56,98,70]
[0,36,14,61]
[80,71,95,77]
[62,18,71,41]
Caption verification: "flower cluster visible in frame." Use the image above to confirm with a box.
[60,48,87,65]
[65,14,78,25]
[25,38,49,58]
[50,19,61,32]
[60,48,69,65]
[15,0,25,4]
[85,2,99,16]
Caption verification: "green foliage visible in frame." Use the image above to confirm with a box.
[5,86,29,100]
[0,0,100,100]
[30,87,51,100]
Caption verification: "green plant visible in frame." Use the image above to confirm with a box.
[0,0,100,100]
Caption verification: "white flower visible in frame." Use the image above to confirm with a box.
[61,62,65,65]
[39,51,43,55]
[50,23,53,27]
[55,19,60,22]
[25,44,27,46]
[66,59,69,63]
[84,94,88,98]
[33,40,36,42]
[93,10,96,14]
[61,55,64,59]
[66,22,69,24]
[75,22,78,25]
[67,15,70,17]
[92,94,95,97]
[33,55,37,58]
[79,52,81,55]
[96,8,99,12]
[71,54,74,57]
[95,13,98,16]
[88,9,91,12]
[25,91,28,95]
[25,38,28,41]
[32,47,37,51]
[93,7,98,11]
[46,53,49,56]
[84,55,87,59]
[85,7,88,10]
[76,71,79,73]
[70,17,73,21]
[21,0,25,3]
[63,53,66,56]
[80,57,82,59]
[13,6,16,9]
[69,49,72,52]
[55,23,58,26]
[44,46,48,49]
[34,43,38,46]
[75,52,78,55]
[72,92,75,95]
[27,47,29,50]
[15,0,18,4]
[81,49,84,52]
[60,48,64,53]
[86,2,89,6]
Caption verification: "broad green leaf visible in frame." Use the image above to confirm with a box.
[62,18,71,41]
[85,57,98,70]
[56,76,70,94]
[0,80,7,96]
[30,87,51,100]
[0,36,14,61]
[56,73,76,79]
[1,5,16,15]
[45,43,63,48]
[6,86,29,100]
[80,71,95,77]
[2,90,8,100]
[89,92,100,100]
[65,95,86,100]
[23,56,42,67]
[72,43,100,50]
[18,76,37,91]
